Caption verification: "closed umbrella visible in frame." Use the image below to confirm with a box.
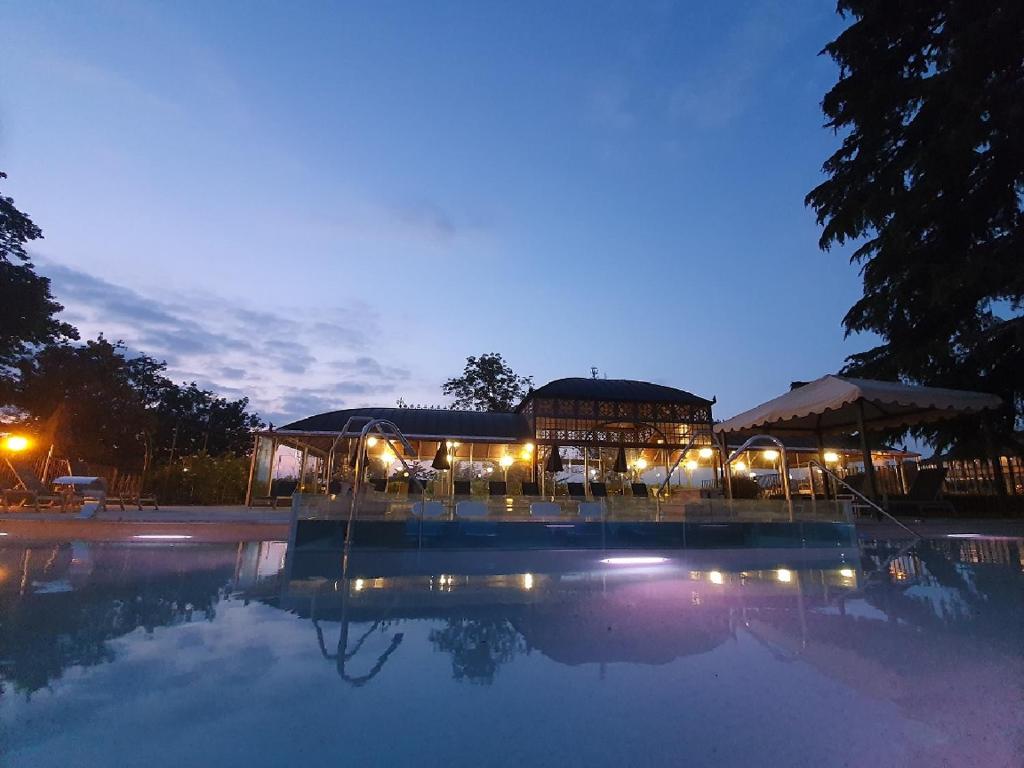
[545,446,563,473]
[431,441,451,470]
[612,446,628,473]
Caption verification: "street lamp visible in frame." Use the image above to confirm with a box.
[499,454,514,482]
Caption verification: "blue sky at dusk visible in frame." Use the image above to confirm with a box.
[1,1,868,424]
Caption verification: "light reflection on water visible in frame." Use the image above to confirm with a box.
[0,537,1021,767]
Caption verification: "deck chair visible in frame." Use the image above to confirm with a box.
[411,500,446,519]
[520,481,540,496]
[369,478,388,493]
[452,480,472,496]
[588,482,608,498]
[566,482,586,499]
[1,459,64,511]
[630,482,649,498]
[455,500,489,518]
[888,467,954,515]
[529,501,560,517]
[488,480,508,496]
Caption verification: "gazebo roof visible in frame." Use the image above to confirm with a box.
[278,407,532,442]
[714,375,1002,435]
[523,378,713,407]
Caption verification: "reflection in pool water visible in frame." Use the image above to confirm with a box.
[0,537,1021,767]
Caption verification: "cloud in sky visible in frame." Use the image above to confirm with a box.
[40,261,425,425]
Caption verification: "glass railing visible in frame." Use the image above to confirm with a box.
[290,491,852,525]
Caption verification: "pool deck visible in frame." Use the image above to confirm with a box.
[1,504,1021,543]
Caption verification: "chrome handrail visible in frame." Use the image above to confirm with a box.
[808,460,919,538]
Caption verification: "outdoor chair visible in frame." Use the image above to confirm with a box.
[588,482,608,498]
[566,482,586,498]
[452,480,472,496]
[488,480,508,496]
[407,476,428,495]
[630,482,649,498]
[520,481,540,496]
[369,478,388,493]
[578,501,604,519]
[411,500,446,519]
[455,500,489,518]
[529,501,560,517]
[887,467,954,516]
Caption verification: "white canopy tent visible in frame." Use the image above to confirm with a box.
[715,375,1002,498]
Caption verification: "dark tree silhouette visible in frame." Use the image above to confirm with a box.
[11,336,262,470]
[442,353,533,412]
[0,172,78,379]
[428,617,528,683]
[807,2,1024,455]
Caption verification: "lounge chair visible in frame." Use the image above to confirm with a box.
[1,460,65,511]
[455,500,489,518]
[411,500,446,518]
[588,482,608,498]
[488,480,508,496]
[888,468,954,516]
[529,501,560,517]
[520,481,540,496]
[566,482,586,499]
[369,478,388,493]
[452,480,472,496]
[630,482,649,498]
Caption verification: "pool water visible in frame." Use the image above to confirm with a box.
[1,536,1021,767]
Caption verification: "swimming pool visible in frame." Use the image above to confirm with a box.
[1,534,1021,767]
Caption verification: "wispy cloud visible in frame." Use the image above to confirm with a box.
[39,261,418,425]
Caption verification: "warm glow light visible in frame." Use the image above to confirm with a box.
[684,459,698,471]
[839,568,854,578]
[524,442,534,453]
[734,460,747,472]
[634,458,648,471]
[522,573,534,590]
[3,435,30,452]
[132,534,192,540]
[709,570,724,585]
[776,568,792,583]
[698,447,714,459]
[823,451,840,463]
[499,455,514,469]
[763,449,779,461]
[600,556,669,565]
[380,448,395,464]
[354,578,365,591]
[366,436,379,448]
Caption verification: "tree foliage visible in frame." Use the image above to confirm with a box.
[10,336,262,470]
[442,353,533,412]
[0,172,78,370]
[807,1,1024,452]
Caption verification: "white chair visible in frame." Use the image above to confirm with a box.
[411,500,446,519]
[529,501,560,518]
[455,500,489,519]
[578,502,604,520]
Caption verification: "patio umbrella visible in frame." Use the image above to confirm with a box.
[545,445,563,473]
[431,441,451,470]
[612,446,628,473]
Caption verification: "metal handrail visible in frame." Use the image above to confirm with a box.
[657,435,697,498]
[808,460,919,538]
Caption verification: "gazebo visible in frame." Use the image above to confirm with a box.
[714,375,1002,499]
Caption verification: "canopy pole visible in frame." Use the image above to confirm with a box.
[856,400,878,499]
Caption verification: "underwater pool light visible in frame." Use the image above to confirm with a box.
[132,534,193,540]
[600,556,669,565]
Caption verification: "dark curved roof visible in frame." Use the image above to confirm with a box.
[279,407,532,440]
[524,378,713,406]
